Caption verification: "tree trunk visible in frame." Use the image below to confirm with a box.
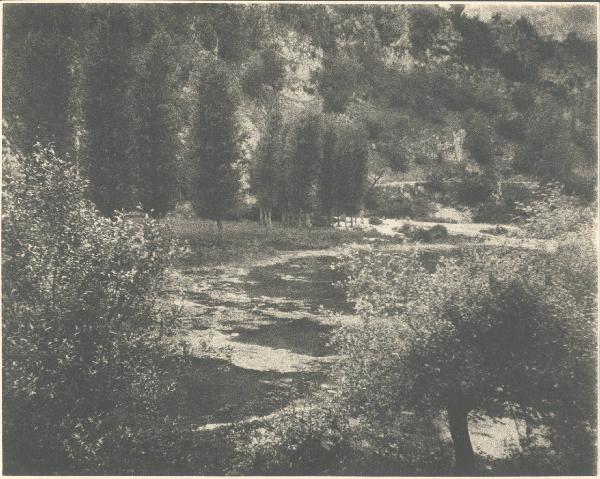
[259,206,264,226]
[216,218,223,231]
[447,395,475,475]
[266,208,272,228]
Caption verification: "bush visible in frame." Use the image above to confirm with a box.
[455,177,496,206]
[332,242,596,474]
[394,224,449,243]
[473,200,515,223]
[229,400,353,475]
[2,146,188,473]
[368,216,383,225]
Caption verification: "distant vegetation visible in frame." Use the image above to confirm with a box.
[3,3,597,224]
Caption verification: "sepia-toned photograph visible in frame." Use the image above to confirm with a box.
[2,1,598,475]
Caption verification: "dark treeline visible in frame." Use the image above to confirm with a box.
[3,4,597,225]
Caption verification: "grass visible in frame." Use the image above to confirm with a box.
[164,217,389,267]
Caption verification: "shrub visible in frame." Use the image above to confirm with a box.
[394,224,449,243]
[473,200,515,223]
[455,177,496,206]
[368,216,383,225]
[2,145,188,473]
[332,243,596,474]
[229,401,353,475]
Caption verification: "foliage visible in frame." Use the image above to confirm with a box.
[242,48,286,98]
[315,53,363,113]
[188,57,241,226]
[288,108,323,216]
[330,115,370,217]
[134,28,180,216]
[83,5,141,215]
[250,103,285,211]
[367,185,436,220]
[464,111,495,166]
[2,4,81,159]
[332,241,596,473]
[515,182,596,239]
[2,146,188,473]
[395,224,449,243]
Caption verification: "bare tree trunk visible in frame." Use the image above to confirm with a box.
[216,218,223,231]
[267,208,272,228]
[447,393,475,475]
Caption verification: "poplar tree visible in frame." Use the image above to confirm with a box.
[3,4,81,160]
[83,6,139,215]
[189,58,240,230]
[251,103,285,227]
[134,29,180,216]
[288,109,323,227]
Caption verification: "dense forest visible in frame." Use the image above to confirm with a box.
[2,3,597,476]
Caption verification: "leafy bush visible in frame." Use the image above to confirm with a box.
[394,223,449,243]
[473,200,515,223]
[368,216,383,225]
[2,146,188,473]
[455,176,497,206]
[332,242,596,474]
[229,402,353,475]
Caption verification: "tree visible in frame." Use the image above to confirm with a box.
[315,54,362,113]
[250,103,285,227]
[242,48,286,99]
[188,57,241,230]
[134,29,180,217]
[464,111,494,167]
[334,241,596,474]
[2,4,82,160]
[83,6,140,215]
[288,108,323,227]
[332,116,369,224]
[318,115,339,223]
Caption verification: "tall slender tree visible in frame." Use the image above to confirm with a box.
[3,4,82,160]
[251,102,285,227]
[334,116,369,224]
[318,115,339,223]
[83,5,140,215]
[134,29,180,217]
[188,58,240,230]
[288,108,323,227]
